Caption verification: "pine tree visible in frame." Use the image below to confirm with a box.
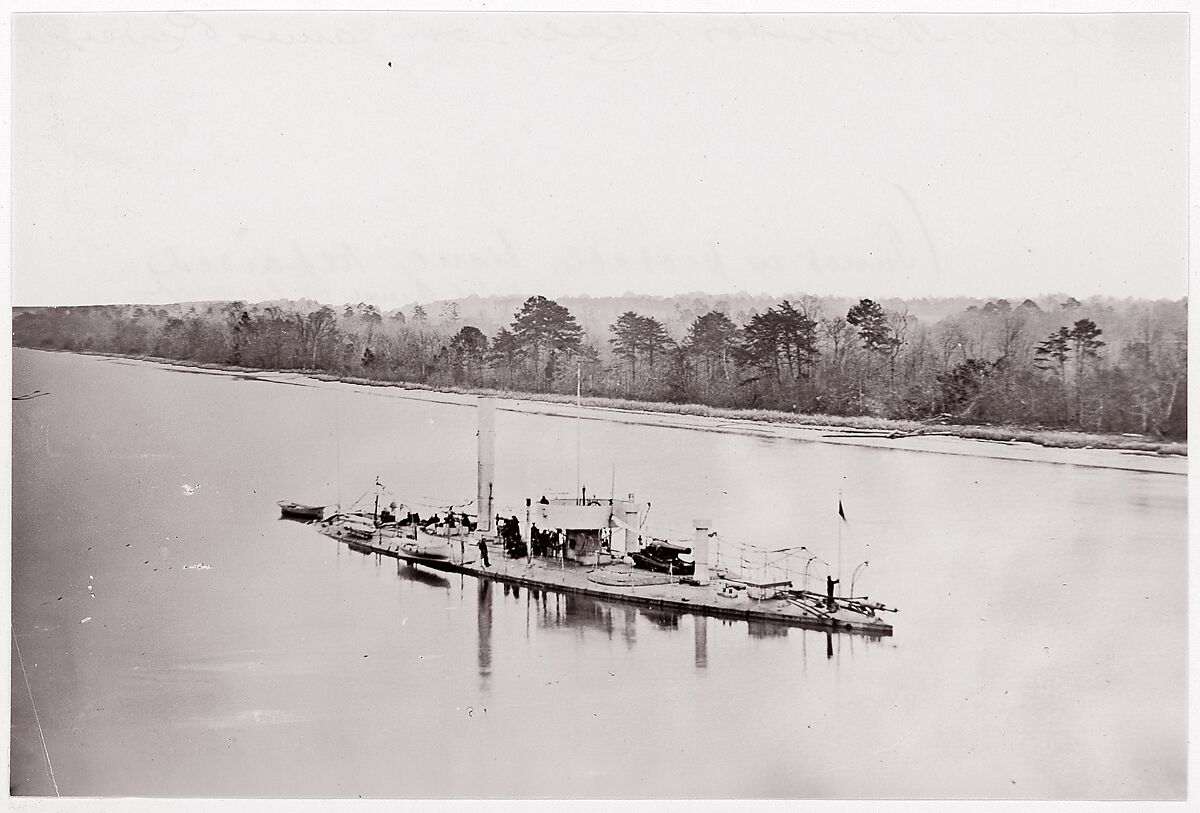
[1069,318,1105,428]
[684,311,739,381]
[449,325,488,384]
[609,312,675,390]
[609,311,643,385]
[846,299,898,354]
[509,295,584,390]
[487,328,520,388]
[1035,327,1073,424]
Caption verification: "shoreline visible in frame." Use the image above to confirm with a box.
[18,346,1187,459]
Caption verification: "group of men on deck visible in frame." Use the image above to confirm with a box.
[374,505,477,534]
[528,524,566,558]
[497,515,526,558]
[474,514,572,565]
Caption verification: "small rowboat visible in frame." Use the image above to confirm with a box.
[400,528,458,560]
[278,501,325,521]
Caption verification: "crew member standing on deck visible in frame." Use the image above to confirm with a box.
[826,576,840,610]
[477,537,490,568]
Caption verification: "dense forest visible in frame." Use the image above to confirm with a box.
[13,293,1187,440]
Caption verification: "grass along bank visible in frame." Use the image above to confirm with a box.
[28,347,1187,456]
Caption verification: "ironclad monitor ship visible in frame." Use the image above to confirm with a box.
[309,396,896,635]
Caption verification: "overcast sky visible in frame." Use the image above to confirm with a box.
[12,12,1188,308]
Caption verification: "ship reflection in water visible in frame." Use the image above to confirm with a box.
[371,548,884,668]
[477,580,492,682]
[380,561,893,681]
[395,561,452,590]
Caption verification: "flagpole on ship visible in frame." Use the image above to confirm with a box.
[837,489,843,598]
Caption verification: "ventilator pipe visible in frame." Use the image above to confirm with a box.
[803,555,827,592]
[850,561,870,598]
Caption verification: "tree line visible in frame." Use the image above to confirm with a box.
[13,293,1187,439]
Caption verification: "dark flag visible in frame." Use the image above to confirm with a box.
[838,500,847,521]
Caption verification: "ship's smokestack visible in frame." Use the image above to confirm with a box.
[477,397,495,533]
[624,493,640,556]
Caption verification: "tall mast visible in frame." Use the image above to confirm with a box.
[837,489,843,598]
[334,388,342,511]
[575,364,582,502]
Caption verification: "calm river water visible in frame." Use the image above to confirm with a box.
[11,349,1187,799]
